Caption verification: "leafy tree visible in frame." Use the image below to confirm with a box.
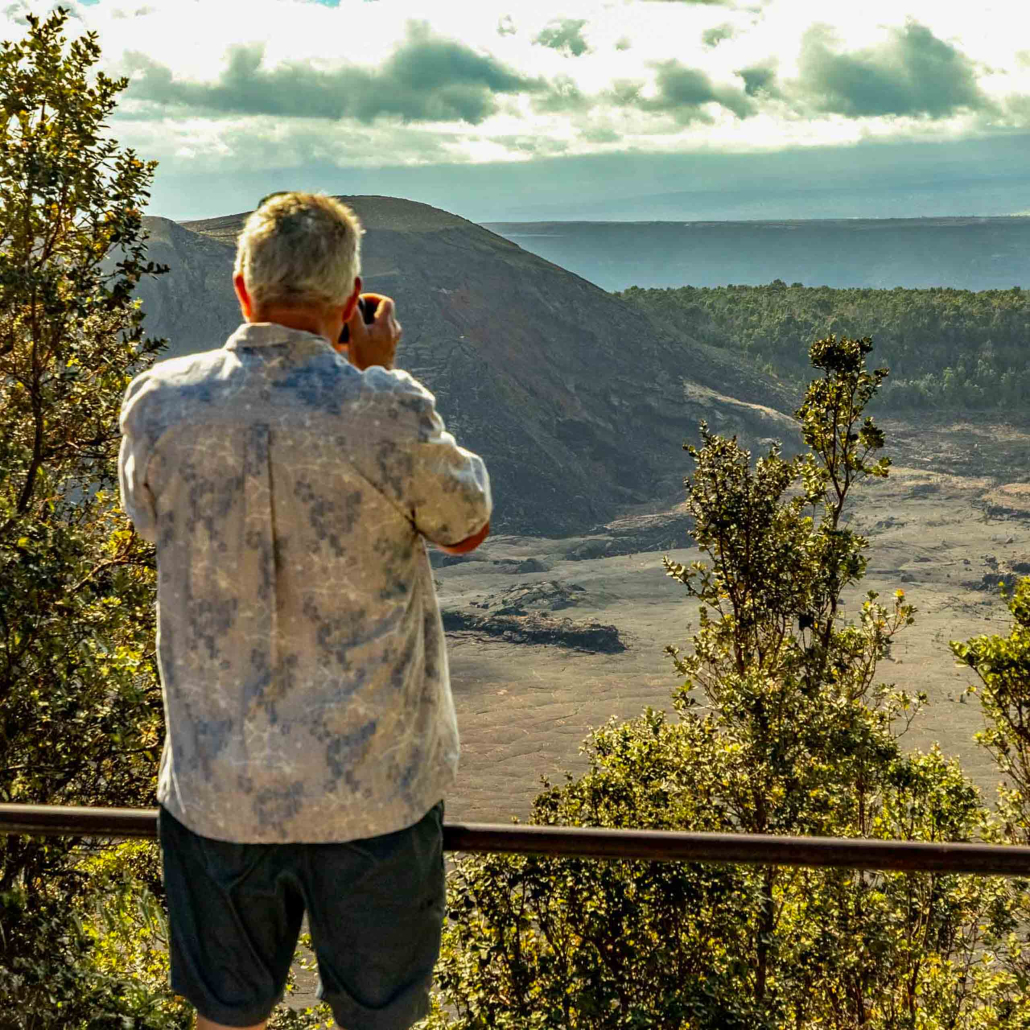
[0,8,179,1023]
[426,338,1005,1029]
[952,579,1030,846]
[952,578,1030,1025]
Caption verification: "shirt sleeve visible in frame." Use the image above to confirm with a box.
[118,373,159,543]
[406,396,492,547]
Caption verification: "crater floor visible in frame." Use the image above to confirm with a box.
[440,415,1030,823]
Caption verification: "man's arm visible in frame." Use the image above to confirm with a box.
[118,374,159,542]
[361,372,492,553]
[406,396,492,551]
[344,295,491,549]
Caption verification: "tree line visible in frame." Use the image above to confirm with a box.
[617,280,1030,410]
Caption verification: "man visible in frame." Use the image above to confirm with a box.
[118,191,492,1030]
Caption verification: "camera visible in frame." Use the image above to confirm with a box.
[339,294,380,345]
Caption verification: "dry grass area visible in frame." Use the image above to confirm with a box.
[983,482,1030,516]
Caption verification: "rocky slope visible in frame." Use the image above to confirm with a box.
[136,196,796,536]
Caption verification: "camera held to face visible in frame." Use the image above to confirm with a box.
[340,294,380,345]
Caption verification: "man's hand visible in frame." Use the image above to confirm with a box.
[344,293,402,371]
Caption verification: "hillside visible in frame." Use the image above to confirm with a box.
[136,196,795,537]
[485,217,1030,293]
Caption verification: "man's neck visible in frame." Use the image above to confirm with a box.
[250,308,332,342]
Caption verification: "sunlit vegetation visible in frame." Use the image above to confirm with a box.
[0,9,175,1024]
[618,280,1030,410]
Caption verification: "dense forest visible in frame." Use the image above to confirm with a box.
[618,281,1030,410]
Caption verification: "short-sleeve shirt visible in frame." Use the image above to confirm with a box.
[118,322,492,843]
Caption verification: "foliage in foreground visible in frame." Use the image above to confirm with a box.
[952,579,1030,1019]
[425,338,1016,1029]
[0,9,176,1024]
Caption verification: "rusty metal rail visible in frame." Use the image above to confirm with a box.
[3,803,1030,876]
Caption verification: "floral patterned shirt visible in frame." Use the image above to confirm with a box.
[118,322,491,843]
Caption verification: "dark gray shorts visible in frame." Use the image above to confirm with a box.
[158,801,445,1030]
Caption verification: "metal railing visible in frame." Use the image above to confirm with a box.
[3,803,1030,876]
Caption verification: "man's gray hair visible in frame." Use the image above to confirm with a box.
[234,192,363,311]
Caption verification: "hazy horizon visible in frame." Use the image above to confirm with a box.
[145,132,1030,225]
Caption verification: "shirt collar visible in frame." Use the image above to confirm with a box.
[225,322,335,351]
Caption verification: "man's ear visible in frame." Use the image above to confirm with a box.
[233,274,253,321]
[342,276,362,324]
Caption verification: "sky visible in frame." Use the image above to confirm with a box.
[5,0,1030,222]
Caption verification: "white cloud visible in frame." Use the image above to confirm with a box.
[3,0,1028,175]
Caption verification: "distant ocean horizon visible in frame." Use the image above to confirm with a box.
[496,213,1030,227]
[484,216,1030,292]
[145,132,1030,228]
